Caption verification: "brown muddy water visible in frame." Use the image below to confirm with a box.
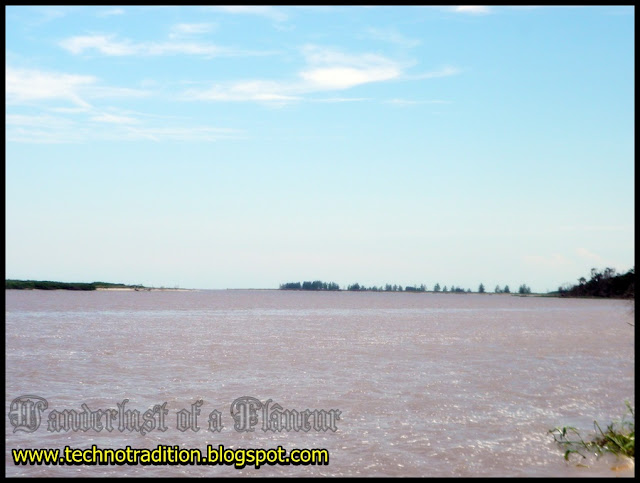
[5,290,635,476]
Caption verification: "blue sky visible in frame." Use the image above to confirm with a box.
[6,6,634,291]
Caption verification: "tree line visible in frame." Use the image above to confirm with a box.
[279,281,534,293]
[279,281,340,291]
[556,267,634,298]
[5,280,146,291]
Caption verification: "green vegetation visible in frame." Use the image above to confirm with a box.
[279,270,635,297]
[6,280,146,291]
[279,281,340,291]
[448,286,468,293]
[554,267,635,299]
[518,284,532,294]
[279,280,501,293]
[404,285,427,292]
[549,402,635,463]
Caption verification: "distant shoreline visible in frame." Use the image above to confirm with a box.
[5,280,193,291]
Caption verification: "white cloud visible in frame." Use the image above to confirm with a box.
[6,113,85,143]
[209,6,288,22]
[311,97,370,103]
[6,66,150,108]
[6,66,96,107]
[366,28,421,48]
[26,7,68,26]
[88,85,151,99]
[186,80,301,103]
[410,65,461,80]
[184,46,411,104]
[300,66,400,90]
[59,34,272,58]
[170,23,216,38]
[300,46,404,89]
[6,113,75,128]
[6,111,242,144]
[48,106,91,114]
[90,113,139,124]
[301,45,400,69]
[59,35,225,57]
[97,8,124,17]
[59,35,134,56]
[121,126,243,142]
[453,6,491,15]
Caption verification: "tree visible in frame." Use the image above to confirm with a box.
[478,283,485,293]
[518,284,531,294]
[433,283,441,292]
[558,266,634,298]
[495,285,501,293]
[443,285,448,292]
[503,285,510,293]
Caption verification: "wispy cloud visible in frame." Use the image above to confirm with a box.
[311,97,371,103]
[169,23,216,39]
[90,113,140,124]
[88,85,152,99]
[209,6,288,22]
[183,79,301,103]
[409,65,461,80]
[300,46,403,90]
[22,6,68,27]
[385,98,451,107]
[122,126,243,142]
[6,113,86,143]
[60,35,222,57]
[6,66,149,107]
[4,66,215,143]
[300,66,399,90]
[183,45,421,104]
[452,6,491,15]
[6,111,242,144]
[59,34,272,58]
[60,35,135,56]
[366,28,421,48]
[97,8,124,17]
[6,66,96,107]
[6,113,75,128]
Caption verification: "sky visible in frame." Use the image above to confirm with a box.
[5,6,635,291]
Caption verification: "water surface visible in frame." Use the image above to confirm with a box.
[5,290,635,476]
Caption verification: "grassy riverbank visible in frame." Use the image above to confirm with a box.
[550,401,635,470]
